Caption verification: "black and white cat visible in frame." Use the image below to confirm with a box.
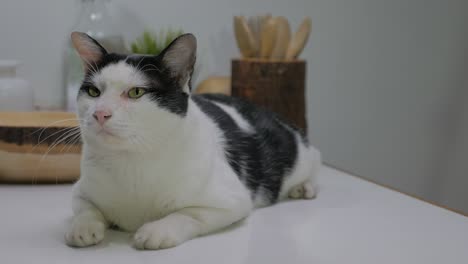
[65,32,321,250]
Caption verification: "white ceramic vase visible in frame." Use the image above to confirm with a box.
[0,60,33,111]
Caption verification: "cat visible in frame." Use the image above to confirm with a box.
[65,31,321,250]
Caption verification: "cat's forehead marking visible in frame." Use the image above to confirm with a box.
[125,54,152,61]
[92,61,147,89]
[125,55,162,73]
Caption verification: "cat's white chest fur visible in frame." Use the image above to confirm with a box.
[75,117,250,231]
[78,157,192,231]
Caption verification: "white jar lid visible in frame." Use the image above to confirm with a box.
[0,60,19,69]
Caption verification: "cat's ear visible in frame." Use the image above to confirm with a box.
[159,33,197,88]
[71,32,107,72]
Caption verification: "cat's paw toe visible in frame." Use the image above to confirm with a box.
[289,180,316,199]
[133,221,190,250]
[303,181,316,199]
[65,218,106,247]
[289,184,304,198]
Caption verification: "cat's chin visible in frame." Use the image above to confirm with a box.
[97,132,123,144]
[97,128,119,138]
[84,130,126,148]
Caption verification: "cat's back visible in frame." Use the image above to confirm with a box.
[191,93,306,140]
[191,93,314,206]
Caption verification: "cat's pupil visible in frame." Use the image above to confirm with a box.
[128,87,147,99]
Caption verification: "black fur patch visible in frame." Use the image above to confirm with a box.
[126,55,189,115]
[201,93,309,144]
[192,94,300,204]
[78,54,189,116]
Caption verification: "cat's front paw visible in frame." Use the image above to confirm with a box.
[65,216,106,247]
[133,217,196,250]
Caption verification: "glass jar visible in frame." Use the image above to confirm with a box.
[64,0,127,112]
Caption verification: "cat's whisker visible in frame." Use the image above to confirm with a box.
[134,57,146,73]
[33,119,81,151]
[59,130,82,153]
[67,134,82,152]
[38,128,82,165]
[55,131,82,185]
[31,118,82,138]
[81,57,99,76]
[32,128,81,184]
[36,124,80,142]
[32,126,80,153]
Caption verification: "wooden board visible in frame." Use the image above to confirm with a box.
[0,112,81,183]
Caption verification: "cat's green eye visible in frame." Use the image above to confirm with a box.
[86,86,101,98]
[128,87,147,99]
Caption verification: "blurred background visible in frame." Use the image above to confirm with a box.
[0,0,467,214]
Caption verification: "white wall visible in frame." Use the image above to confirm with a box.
[439,85,468,212]
[0,0,467,212]
[0,1,76,109]
[0,0,315,109]
[304,0,468,212]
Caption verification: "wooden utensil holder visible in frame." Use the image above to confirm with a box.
[231,59,307,132]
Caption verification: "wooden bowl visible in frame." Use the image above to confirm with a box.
[0,112,81,183]
[195,76,231,95]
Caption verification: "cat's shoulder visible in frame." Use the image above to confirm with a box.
[191,93,268,120]
[191,93,250,108]
[191,93,307,142]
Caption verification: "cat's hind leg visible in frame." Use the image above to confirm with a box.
[282,145,321,200]
[288,179,316,199]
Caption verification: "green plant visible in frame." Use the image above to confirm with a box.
[130,28,184,55]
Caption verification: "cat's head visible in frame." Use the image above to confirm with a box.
[71,32,196,151]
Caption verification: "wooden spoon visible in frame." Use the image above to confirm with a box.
[260,17,278,59]
[234,16,257,58]
[285,17,312,60]
[248,16,261,57]
[259,14,272,34]
[270,16,291,60]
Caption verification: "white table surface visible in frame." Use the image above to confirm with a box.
[1,166,467,264]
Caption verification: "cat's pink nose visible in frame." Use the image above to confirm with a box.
[93,110,112,125]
